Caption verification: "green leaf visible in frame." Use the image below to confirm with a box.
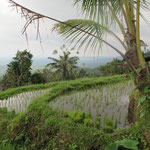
[138,96,146,105]
[136,82,141,87]
[140,109,146,118]
[104,143,119,150]
[117,139,139,150]
[105,139,139,150]
[136,67,142,73]
[144,87,150,93]
[147,94,150,100]
[147,74,150,79]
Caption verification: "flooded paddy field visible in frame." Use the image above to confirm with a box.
[0,89,50,113]
[50,80,134,128]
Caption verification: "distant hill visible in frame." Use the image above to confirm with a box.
[0,56,120,77]
[32,56,118,68]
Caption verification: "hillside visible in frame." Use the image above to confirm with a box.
[0,75,149,150]
[0,56,117,78]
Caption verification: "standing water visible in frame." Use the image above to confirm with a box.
[0,89,50,113]
[49,81,134,128]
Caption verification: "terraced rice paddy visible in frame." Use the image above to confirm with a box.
[0,89,50,113]
[50,80,134,128]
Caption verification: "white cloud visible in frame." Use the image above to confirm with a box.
[0,0,150,58]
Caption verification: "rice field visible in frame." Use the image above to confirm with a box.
[50,80,134,128]
[0,89,50,113]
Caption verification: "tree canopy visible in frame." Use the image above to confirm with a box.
[2,50,33,89]
[47,45,79,80]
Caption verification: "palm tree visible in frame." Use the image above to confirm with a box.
[51,1,150,125]
[47,45,79,80]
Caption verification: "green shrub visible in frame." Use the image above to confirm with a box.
[104,118,113,127]
[31,72,46,84]
[0,142,15,150]
[96,116,101,129]
[69,110,85,123]
[103,125,114,133]
[61,110,69,117]
[83,118,94,127]
[103,118,114,133]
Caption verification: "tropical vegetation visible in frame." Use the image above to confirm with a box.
[0,75,148,150]
[2,50,33,89]
[98,58,130,76]
[0,0,149,149]
[47,45,79,80]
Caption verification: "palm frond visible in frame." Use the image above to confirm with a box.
[53,19,127,54]
[48,57,60,63]
[74,0,124,26]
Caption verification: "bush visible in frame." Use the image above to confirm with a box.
[61,110,69,117]
[83,118,94,127]
[96,116,101,129]
[103,125,114,133]
[103,118,114,133]
[104,118,114,127]
[69,110,85,123]
[31,72,46,84]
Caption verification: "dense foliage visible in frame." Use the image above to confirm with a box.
[31,72,46,84]
[4,0,150,149]
[0,75,149,150]
[98,59,130,76]
[2,50,33,89]
[47,45,79,80]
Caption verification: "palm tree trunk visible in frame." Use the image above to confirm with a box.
[124,1,149,127]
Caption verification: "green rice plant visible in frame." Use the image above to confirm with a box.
[114,118,118,128]
[96,116,101,129]
[103,125,114,133]
[61,110,69,117]
[96,107,99,114]
[106,98,109,106]
[117,106,120,112]
[69,110,85,123]
[102,106,105,113]
[0,89,50,113]
[111,112,115,121]
[124,114,128,126]
[103,118,114,133]
[119,112,122,123]
[104,118,113,127]
[49,77,134,129]
[87,108,92,118]
[83,118,94,127]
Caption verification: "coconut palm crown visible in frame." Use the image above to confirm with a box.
[47,45,79,80]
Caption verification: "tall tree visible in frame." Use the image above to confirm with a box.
[47,45,79,80]
[3,50,33,89]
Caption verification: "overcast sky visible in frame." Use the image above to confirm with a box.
[0,0,150,58]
